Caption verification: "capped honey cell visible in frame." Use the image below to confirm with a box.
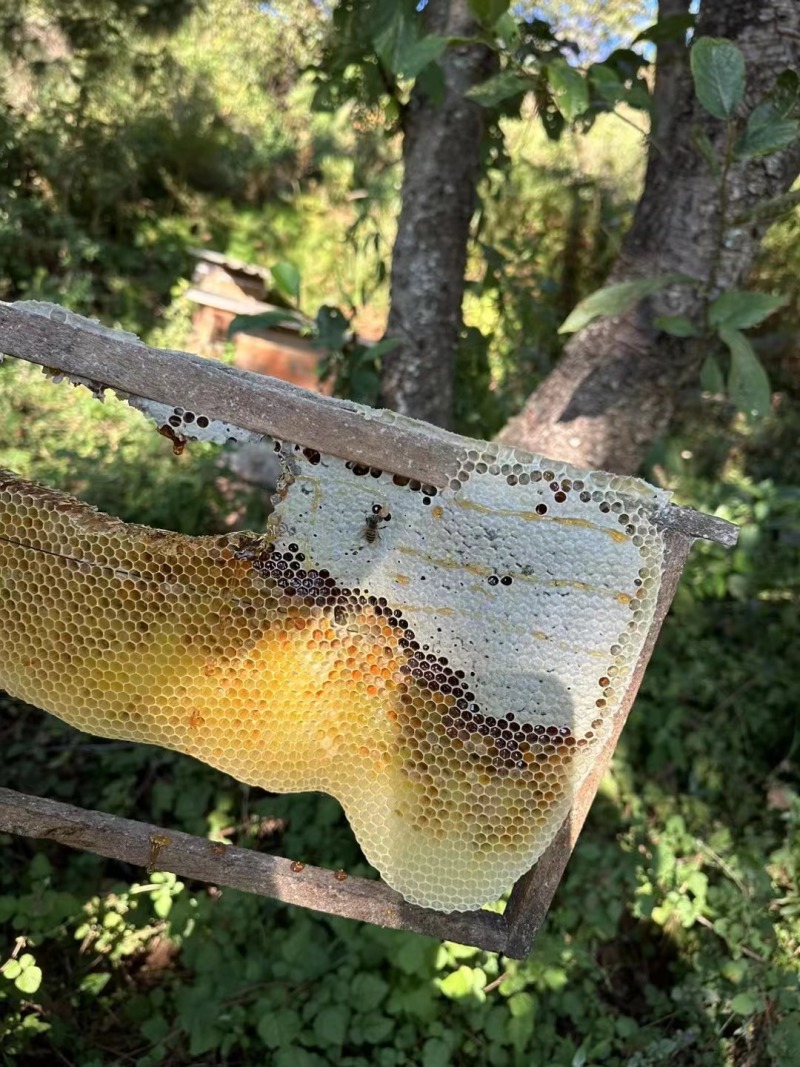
[0,450,667,912]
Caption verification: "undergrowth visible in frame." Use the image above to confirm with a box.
[0,369,798,1067]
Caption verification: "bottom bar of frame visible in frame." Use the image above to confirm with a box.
[0,787,514,955]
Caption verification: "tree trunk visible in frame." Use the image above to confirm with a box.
[499,0,800,474]
[379,0,495,429]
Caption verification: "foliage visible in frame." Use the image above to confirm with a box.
[560,37,800,423]
[0,359,271,533]
[558,273,695,333]
[0,0,337,334]
[1,3,799,1065]
[1,332,799,1067]
[228,263,398,407]
[228,261,503,433]
[317,13,798,432]
[463,108,644,422]
[312,0,654,145]
[305,0,664,423]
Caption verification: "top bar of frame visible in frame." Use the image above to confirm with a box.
[0,303,738,548]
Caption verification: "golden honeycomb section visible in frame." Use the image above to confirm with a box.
[0,453,666,912]
[0,473,591,909]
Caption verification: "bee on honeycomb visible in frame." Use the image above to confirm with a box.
[361,504,391,545]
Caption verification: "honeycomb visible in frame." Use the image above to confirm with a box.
[0,445,668,912]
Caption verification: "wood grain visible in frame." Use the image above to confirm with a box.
[0,786,509,953]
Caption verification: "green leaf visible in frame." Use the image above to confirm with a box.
[421,1038,451,1067]
[416,59,446,105]
[2,959,22,980]
[466,69,529,107]
[559,274,692,334]
[543,966,568,991]
[685,870,708,899]
[508,991,535,1018]
[15,965,43,995]
[468,0,510,28]
[588,64,625,106]
[634,12,695,45]
[313,1004,349,1047]
[399,35,449,79]
[351,972,389,1010]
[271,261,301,302]
[690,37,745,119]
[730,991,762,1015]
[228,310,303,338]
[366,337,400,359]
[709,290,789,329]
[140,1014,170,1043]
[700,355,725,393]
[735,117,799,159]
[274,1050,327,1067]
[625,80,652,111]
[507,1007,534,1053]
[438,965,474,998]
[720,326,771,418]
[361,1013,394,1043]
[494,12,519,46]
[256,1007,302,1050]
[314,305,349,351]
[484,1006,509,1044]
[654,314,697,337]
[188,1015,222,1057]
[152,891,172,919]
[437,964,485,1000]
[750,70,800,124]
[735,69,800,158]
[772,69,800,115]
[374,11,448,80]
[547,57,589,121]
[394,937,433,976]
[29,854,52,879]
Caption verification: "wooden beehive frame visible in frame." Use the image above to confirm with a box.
[0,303,738,958]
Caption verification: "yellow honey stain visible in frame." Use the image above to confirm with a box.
[454,497,630,542]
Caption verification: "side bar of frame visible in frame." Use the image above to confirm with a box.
[502,529,695,957]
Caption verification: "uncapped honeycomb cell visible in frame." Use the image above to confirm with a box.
[0,449,668,912]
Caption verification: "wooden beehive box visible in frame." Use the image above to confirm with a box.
[186,249,331,394]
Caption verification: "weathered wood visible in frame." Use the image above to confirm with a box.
[654,503,738,548]
[0,303,738,547]
[0,303,468,491]
[0,786,509,953]
[503,529,693,956]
